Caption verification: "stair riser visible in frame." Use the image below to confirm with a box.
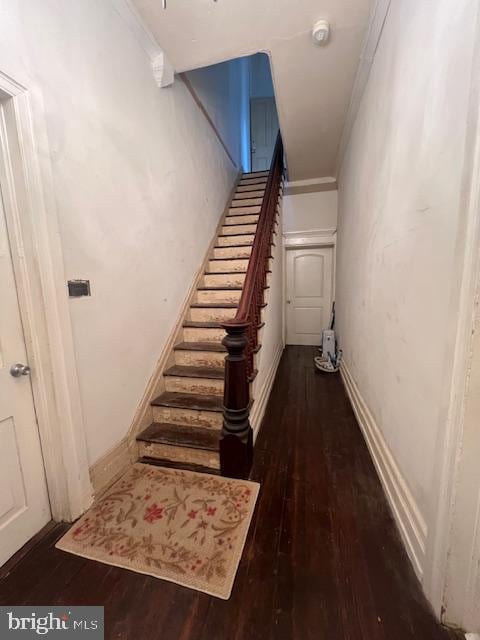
[221,224,257,236]
[138,441,220,470]
[228,205,261,215]
[231,197,263,207]
[183,327,225,343]
[174,349,226,369]
[187,306,236,322]
[153,405,222,429]
[201,273,246,288]
[225,214,259,225]
[165,375,224,396]
[213,246,252,259]
[246,170,269,177]
[195,289,241,304]
[217,235,254,247]
[235,187,265,195]
[239,177,268,186]
[207,259,249,273]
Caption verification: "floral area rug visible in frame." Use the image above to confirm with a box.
[56,463,259,599]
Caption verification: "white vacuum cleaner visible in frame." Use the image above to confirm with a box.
[314,303,342,373]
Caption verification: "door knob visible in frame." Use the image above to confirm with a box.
[10,363,31,377]
[286,300,291,304]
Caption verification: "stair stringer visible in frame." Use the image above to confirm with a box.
[126,172,242,447]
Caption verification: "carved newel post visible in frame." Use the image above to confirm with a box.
[220,322,253,479]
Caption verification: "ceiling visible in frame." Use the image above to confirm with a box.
[133,0,373,180]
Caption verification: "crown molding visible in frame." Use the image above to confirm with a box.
[110,0,174,87]
[285,177,337,195]
[286,177,336,188]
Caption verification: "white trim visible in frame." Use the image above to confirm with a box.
[283,229,336,247]
[109,0,175,87]
[340,360,427,579]
[423,15,480,622]
[0,70,92,521]
[152,53,175,88]
[89,438,134,499]
[286,177,336,188]
[251,342,284,441]
[464,490,480,631]
[336,0,392,175]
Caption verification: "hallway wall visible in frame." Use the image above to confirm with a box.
[336,0,479,583]
[0,0,236,467]
[283,189,337,236]
[185,58,246,168]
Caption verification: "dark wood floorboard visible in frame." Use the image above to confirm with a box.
[0,346,462,640]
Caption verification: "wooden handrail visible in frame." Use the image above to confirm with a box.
[220,133,284,478]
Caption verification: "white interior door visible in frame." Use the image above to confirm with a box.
[250,98,279,171]
[0,190,50,565]
[286,247,334,346]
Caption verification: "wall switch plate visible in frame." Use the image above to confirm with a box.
[68,280,91,297]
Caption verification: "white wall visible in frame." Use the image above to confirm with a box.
[336,0,479,586]
[186,58,245,168]
[0,0,236,466]
[134,0,371,180]
[283,190,337,235]
[250,204,284,435]
[250,53,274,99]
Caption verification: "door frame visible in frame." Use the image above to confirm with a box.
[0,69,92,522]
[283,231,336,347]
[250,96,278,171]
[421,16,480,631]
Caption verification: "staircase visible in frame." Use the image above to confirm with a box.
[136,169,279,475]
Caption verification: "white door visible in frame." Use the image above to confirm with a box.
[250,98,279,171]
[0,189,50,565]
[286,247,334,346]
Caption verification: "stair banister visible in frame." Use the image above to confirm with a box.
[220,134,284,478]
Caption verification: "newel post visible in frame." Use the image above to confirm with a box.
[220,322,253,479]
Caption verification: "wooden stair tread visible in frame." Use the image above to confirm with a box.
[218,232,255,238]
[190,302,238,308]
[214,243,254,249]
[242,170,269,177]
[138,457,220,475]
[183,320,223,328]
[204,270,247,275]
[229,201,262,208]
[151,391,224,412]
[209,256,249,262]
[164,364,224,380]
[197,285,243,291]
[233,191,265,198]
[223,220,258,226]
[225,212,260,218]
[174,341,227,352]
[137,422,220,451]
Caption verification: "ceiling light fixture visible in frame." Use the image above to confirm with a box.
[312,19,330,46]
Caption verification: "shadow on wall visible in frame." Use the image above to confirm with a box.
[185,52,279,173]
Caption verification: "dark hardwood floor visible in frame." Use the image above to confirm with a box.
[0,346,461,640]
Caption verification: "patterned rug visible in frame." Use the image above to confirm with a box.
[56,463,259,599]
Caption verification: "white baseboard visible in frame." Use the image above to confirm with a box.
[340,361,427,580]
[250,342,284,441]
[89,438,135,499]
